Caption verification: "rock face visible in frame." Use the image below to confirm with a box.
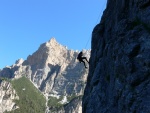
[0,38,90,113]
[64,96,82,113]
[0,81,19,113]
[22,38,90,96]
[83,0,150,113]
[54,96,82,113]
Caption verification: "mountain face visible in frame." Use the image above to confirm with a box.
[0,38,90,113]
[83,0,150,113]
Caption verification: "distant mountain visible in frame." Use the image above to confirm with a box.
[0,38,90,113]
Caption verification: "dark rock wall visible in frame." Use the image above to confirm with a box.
[83,0,150,113]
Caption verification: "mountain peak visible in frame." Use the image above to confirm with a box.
[15,58,24,66]
[48,37,57,43]
[45,37,61,48]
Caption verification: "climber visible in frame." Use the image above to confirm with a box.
[77,51,89,68]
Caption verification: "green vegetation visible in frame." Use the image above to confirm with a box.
[48,94,82,110]
[67,94,79,102]
[0,77,11,82]
[5,76,46,113]
[2,76,83,113]
[67,94,83,102]
[48,96,64,108]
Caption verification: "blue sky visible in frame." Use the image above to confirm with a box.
[0,0,107,69]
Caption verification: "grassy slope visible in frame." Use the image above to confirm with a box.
[5,76,46,113]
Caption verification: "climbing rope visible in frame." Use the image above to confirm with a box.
[84,36,91,49]
[84,1,107,50]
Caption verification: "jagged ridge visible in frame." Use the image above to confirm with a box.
[0,37,90,113]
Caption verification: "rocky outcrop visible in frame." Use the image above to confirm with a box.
[53,96,82,113]
[0,59,25,79]
[0,81,19,113]
[83,0,150,113]
[63,96,82,113]
[0,38,90,113]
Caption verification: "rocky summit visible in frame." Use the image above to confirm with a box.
[0,38,90,113]
[83,0,150,113]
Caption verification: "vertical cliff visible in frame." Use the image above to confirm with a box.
[83,0,150,113]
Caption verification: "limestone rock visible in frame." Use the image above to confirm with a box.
[0,81,19,113]
[64,96,82,113]
[20,38,90,97]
